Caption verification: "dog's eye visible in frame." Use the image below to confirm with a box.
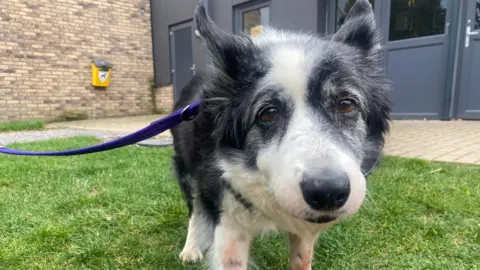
[259,107,279,122]
[336,99,356,113]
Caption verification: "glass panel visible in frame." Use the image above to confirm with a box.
[389,0,447,41]
[243,6,270,36]
[475,0,480,30]
[335,0,375,31]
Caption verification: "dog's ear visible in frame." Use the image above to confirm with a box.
[332,0,380,55]
[194,1,251,80]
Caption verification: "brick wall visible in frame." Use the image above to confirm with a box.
[155,84,173,113]
[0,0,163,122]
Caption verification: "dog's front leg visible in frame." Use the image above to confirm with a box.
[210,217,251,270]
[288,233,316,270]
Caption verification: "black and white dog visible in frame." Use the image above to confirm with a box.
[171,0,391,269]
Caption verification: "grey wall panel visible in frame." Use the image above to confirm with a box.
[209,0,233,32]
[150,0,167,86]
[151,0,198,86]
[387,44,445,119]
[232,0,251,6]
[271,0,318,33]
[152,0,321,86]
[466,42,480,108]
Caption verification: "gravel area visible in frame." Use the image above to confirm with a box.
[0,129,129,146]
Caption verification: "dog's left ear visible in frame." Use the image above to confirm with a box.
[332,0,380,55]
[194,1,252,80]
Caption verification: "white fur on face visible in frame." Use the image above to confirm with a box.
[218,31,367,233]
[256,44,366,220]
[264,46,313,104]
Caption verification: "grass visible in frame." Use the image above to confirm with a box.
[0,136,479,269]
[0,120,45,132]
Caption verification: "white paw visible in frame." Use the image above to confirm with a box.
[179,247,204,263]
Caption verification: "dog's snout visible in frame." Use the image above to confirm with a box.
[300,169,350,211]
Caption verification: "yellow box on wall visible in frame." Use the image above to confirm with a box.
[91,59,112,87]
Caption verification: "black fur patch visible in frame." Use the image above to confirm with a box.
[223,180,253,211]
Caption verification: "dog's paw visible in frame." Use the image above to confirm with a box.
[179,247,204,263]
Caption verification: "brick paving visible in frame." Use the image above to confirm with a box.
[384,120,480,165]
[48,117,480,165]
[47,114,171,138]
[0,129,128,145]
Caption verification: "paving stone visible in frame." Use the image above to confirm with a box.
[136,138,173,148]
[0,129,127,145]
[434,155,462,162]
[385,120,480,165]
[456,155,480,164]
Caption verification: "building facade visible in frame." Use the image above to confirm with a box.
[151,0,480,120]
[0,0,155,122]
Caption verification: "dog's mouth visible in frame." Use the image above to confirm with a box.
[305,215,338,224]
[299,210,346,224]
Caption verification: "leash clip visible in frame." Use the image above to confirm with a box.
[181,105,196,121]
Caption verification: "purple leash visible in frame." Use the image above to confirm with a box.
[0,101,200,156]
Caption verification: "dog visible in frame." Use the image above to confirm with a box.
[170,0,391,269]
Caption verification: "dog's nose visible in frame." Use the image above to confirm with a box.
[300,169,350,211]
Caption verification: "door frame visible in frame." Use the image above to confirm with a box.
[445,0,465,119]
[169,20,196,102]
[452,0,480,119]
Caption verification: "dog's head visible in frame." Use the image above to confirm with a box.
[195,0,391,224]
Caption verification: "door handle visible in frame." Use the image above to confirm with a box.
[466,25,479,48]
[467,26,480,36]
[190,64,196,75]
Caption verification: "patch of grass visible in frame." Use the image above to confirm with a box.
[0,120,45,132]
[0,137,479,269]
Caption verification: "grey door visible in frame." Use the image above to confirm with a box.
[384,0,453,119]
[456,0,480,119]
[170,21,196,102]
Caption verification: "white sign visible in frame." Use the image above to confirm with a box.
[98,70,109,83]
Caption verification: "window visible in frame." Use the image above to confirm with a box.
[243,6,270,35]
[389,0,447,41]
[235,2,270,36]
[335,0,375,31]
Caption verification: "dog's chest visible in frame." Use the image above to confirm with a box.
[222,191,327,238]
[219,161,329,237]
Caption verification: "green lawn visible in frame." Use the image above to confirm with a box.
[0,120,45,132]
[0,137,478,269]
